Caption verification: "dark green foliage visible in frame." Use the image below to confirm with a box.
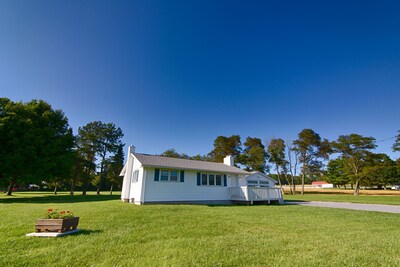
[239,137,269,173]
[106,145,125,194]
[361,153,399,188]
[0,98,74,195]
[77,121,124,195]
[393,130,400,152]
[161,149,182,158]
[292,129,329,194]
[267,138,287,186]
[332,134,376,195]
[208,135,242,164]
[326,158,349,186]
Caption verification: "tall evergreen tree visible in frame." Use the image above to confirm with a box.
[267,138,286,189]
[240,137,269,173]
[77,121,124,195]
[332,134,376,195]
[292,129,323,195]
[208,135,242,164]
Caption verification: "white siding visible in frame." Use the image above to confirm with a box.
[144,168,239,202]
[240,173,276,187]
[129,157,144,203]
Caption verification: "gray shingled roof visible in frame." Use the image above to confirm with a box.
[133,153,249,175]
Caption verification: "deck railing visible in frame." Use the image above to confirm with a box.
[229,187,284,204]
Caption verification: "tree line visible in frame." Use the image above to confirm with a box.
[0,98,124,196]
[1,98,399,197]
[160,130,400,196]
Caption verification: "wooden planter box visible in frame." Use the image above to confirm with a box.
[35,217,79,233]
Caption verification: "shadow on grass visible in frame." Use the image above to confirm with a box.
[73,229,103,236]
[0,194,120,204]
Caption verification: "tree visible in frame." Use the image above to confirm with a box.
[77,121,124,195]
[208,135,242,164]
[76,125,98,195]
[0,98,73,195]
[107,144,124,195]
[160,149,181,158]
[292,129,323,195]
[332,134,376,195]
[393,130,400,152]
[160,149,190,159]
[286,141,299,194]
[239,137,269,173]
[326,158,349,187]
[267,138,286,189]
[362,153,399,189]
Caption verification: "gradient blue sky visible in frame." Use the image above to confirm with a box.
[1,0,399,159]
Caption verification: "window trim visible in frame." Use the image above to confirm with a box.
[200,173,225,187]
[157,169,181,182]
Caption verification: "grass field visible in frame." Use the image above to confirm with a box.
[1,192,400,266]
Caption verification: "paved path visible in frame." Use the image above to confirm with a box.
[287,201,400,214]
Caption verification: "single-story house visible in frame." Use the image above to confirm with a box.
[311,181,334,188]
[120,146,284,205]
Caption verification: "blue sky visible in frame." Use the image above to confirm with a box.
[1,0,399,159]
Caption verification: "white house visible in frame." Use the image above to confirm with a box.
[120,146,284,205]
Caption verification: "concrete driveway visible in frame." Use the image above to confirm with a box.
[287,201,400,214]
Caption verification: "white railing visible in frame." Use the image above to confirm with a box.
[229,187,284,204]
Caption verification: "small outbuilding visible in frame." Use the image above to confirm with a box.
[312,181,334,188]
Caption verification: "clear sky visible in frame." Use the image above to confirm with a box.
[1,0,399,159]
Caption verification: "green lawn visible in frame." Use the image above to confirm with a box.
[1,192,400,266]
[284,193,400,205]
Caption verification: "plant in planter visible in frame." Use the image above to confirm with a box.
[35,209,79,233]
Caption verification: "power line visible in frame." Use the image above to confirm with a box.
[376,136,396,143]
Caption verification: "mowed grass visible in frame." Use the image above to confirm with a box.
[1,192,400,266]
[285,193,400,205]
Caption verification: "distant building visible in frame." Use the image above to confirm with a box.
[311,181,334,189]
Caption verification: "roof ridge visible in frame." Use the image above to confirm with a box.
[133,152,227,165]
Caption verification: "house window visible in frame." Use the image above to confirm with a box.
[248,180,270,187]
[170,171,178,182]
[160,170,169,181]
[247,180,258,187]
[201,174,208,185]
[132,170,139,183]
[201,173,224,186]
[159,170,180,182]
[216,175,222,186]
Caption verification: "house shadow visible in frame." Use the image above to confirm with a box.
[72,229,103,236]
[0,193,120,204]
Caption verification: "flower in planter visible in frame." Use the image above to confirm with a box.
[45,208,75,219]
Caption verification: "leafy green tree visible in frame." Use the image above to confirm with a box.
[161,148,181,158]
[77,121,124,195]
[362,153,399,189]
[239,137,269,173]
[292,129,323,195]
[267,138,286,189]
[160,149,191,159]
[326,158,349,187]
[332,134,376,195]
[208,135,242,164]
[0,98,74,196]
